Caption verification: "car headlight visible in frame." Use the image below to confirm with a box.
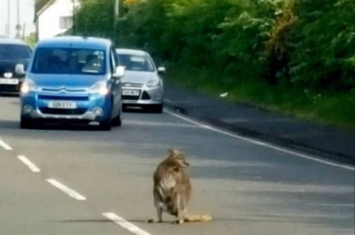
[88,81,109,95]
[21,79,38,94]
[146,79,160,88]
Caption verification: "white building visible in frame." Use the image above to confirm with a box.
[35,0,80,40]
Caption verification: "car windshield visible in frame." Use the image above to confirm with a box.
[117,54,154,72]
[31,48,106,75]
[0,44,31,60]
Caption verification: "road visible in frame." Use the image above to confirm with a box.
[0,96,354,235]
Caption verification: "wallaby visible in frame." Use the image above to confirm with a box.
[148,149,213,224]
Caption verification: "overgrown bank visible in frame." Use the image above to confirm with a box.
[75,0,355,130]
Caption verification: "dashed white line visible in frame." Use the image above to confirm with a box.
[102,213,153,235]
[46,179,86,201]
[0,138,12,151]
[164,109,355,171]
[17,155,41,172]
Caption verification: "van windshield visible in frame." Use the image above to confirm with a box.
[31,48,106,75]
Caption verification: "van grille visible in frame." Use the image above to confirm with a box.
[42,88,86,92]
[39,108,87,115]
[38,95,89,101]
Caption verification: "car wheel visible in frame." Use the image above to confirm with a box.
[20,117,32,129]
[151,104,163,113]
[99,117,112,131]
[122,105,128,112]
[112,113,122,127]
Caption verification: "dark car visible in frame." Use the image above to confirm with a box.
[0,38,32,95]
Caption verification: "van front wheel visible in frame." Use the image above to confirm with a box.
[99,117,112,131]
[20,117,32,129]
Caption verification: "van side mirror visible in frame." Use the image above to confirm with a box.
[113,66,125,78]
[157,66,166,74]
[15,64,26,75]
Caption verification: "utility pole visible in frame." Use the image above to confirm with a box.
[22,23,26,40]
[72,0,75,35]
[113,0,119,43]
[16,0,21,39]
[7,0,10,37]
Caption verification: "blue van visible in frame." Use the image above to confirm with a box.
[17,36,125,130]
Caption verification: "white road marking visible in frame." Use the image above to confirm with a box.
[307,203,355,208]
[46,179,86,201]
[17,155,41,172]
[164,109,355,171]
[0,138,12,151]
[103,212,153,235]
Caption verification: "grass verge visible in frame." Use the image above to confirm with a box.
[165,66,355,131]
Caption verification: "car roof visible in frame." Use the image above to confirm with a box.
[0,37,30,46]
[36,36,112,50]
[116,48,148,56]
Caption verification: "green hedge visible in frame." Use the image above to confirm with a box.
[74,0,355,128]
[75,0,355,92]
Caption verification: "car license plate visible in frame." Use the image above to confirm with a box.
[0,78,19,85]
[122,89,140,96]
[48,101,77,109]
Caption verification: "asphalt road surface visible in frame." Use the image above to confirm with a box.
[0,96,354,235]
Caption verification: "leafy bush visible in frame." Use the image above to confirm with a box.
[288,0,355,91]
[73,0,355,128]
[75,0,354,92]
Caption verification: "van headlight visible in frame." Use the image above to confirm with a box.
[88,81,109,95]
[146,79,160,88]
[21,79,38,94]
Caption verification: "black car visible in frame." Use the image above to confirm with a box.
[0,38,32,95]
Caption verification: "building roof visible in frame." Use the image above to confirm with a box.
[34,0,55,22]
[37,0,56,18]
[36,36,113,50]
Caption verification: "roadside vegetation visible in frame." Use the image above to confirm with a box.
[74,0,355,130]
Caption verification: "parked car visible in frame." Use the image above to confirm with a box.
[19,36,125,130]
[116,48,165,113]
[0,38,32,95]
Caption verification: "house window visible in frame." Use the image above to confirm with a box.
[59,16,73,29]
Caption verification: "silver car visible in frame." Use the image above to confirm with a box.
[116,48,165,113]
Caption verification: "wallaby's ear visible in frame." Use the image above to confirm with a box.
[168,148,182,156]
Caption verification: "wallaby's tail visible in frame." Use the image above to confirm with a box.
[184,214,213,222]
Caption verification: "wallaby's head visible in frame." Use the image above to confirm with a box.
[167,149,190,168]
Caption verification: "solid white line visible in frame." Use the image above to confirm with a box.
[46,179,86,201]
[17,155,41,173]
[0,138,12,151]
[164,109,355,171]
[102,212,153,235]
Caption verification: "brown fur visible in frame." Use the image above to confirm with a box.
[148,149,212,224]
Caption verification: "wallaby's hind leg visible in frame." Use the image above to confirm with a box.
[147,207,163,223]
[156,206,163,223]
[148,192,164,223]
[173,196,186,225]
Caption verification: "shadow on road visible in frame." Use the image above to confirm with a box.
[49,215,352,229]
[0,94,19,98]
[0,119,116,132]
[123,106,162,114]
